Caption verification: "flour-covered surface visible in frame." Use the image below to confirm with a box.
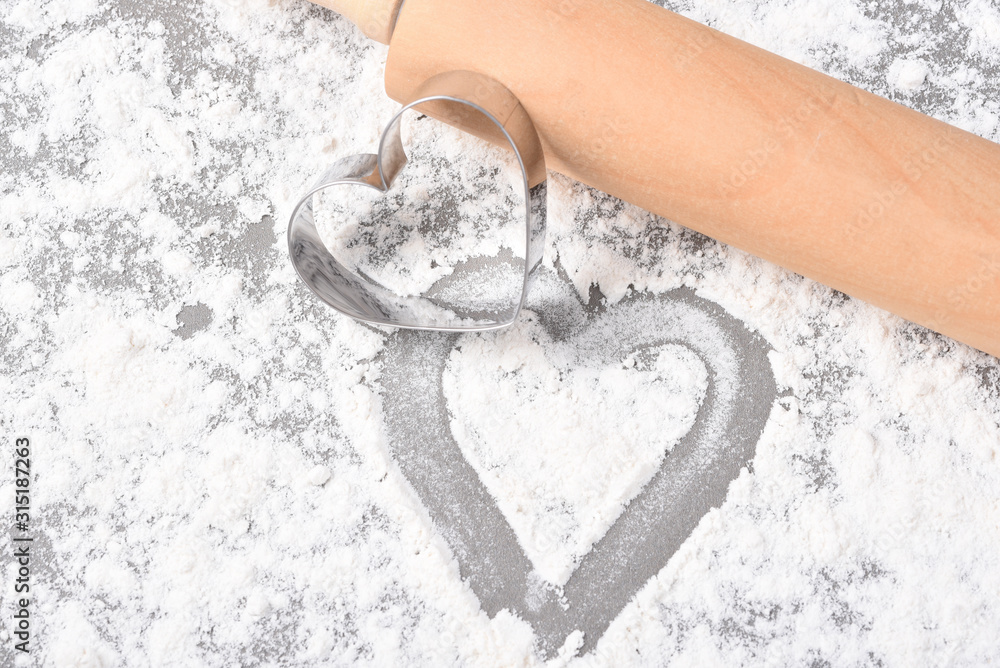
[2,0,1000,666]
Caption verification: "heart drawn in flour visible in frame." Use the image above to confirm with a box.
[379,267,778,657]
[442,318,709,586]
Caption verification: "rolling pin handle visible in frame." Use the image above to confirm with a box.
[308,0,404,44]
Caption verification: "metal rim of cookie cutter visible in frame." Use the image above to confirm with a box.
[287,70,548,331]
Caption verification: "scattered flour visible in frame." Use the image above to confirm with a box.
[1,0,999,666]
[890,58,930,91]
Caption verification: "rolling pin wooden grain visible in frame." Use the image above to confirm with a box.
[311,0,1000,357]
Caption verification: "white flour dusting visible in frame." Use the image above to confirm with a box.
[1,0,1000,666]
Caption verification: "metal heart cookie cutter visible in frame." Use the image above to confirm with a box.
[288,70,547,331]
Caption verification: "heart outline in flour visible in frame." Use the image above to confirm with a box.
[379,268,778,657]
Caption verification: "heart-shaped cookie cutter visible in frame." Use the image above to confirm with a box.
[288,70,547,331]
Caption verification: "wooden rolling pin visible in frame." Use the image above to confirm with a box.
[312,0,1000,357]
